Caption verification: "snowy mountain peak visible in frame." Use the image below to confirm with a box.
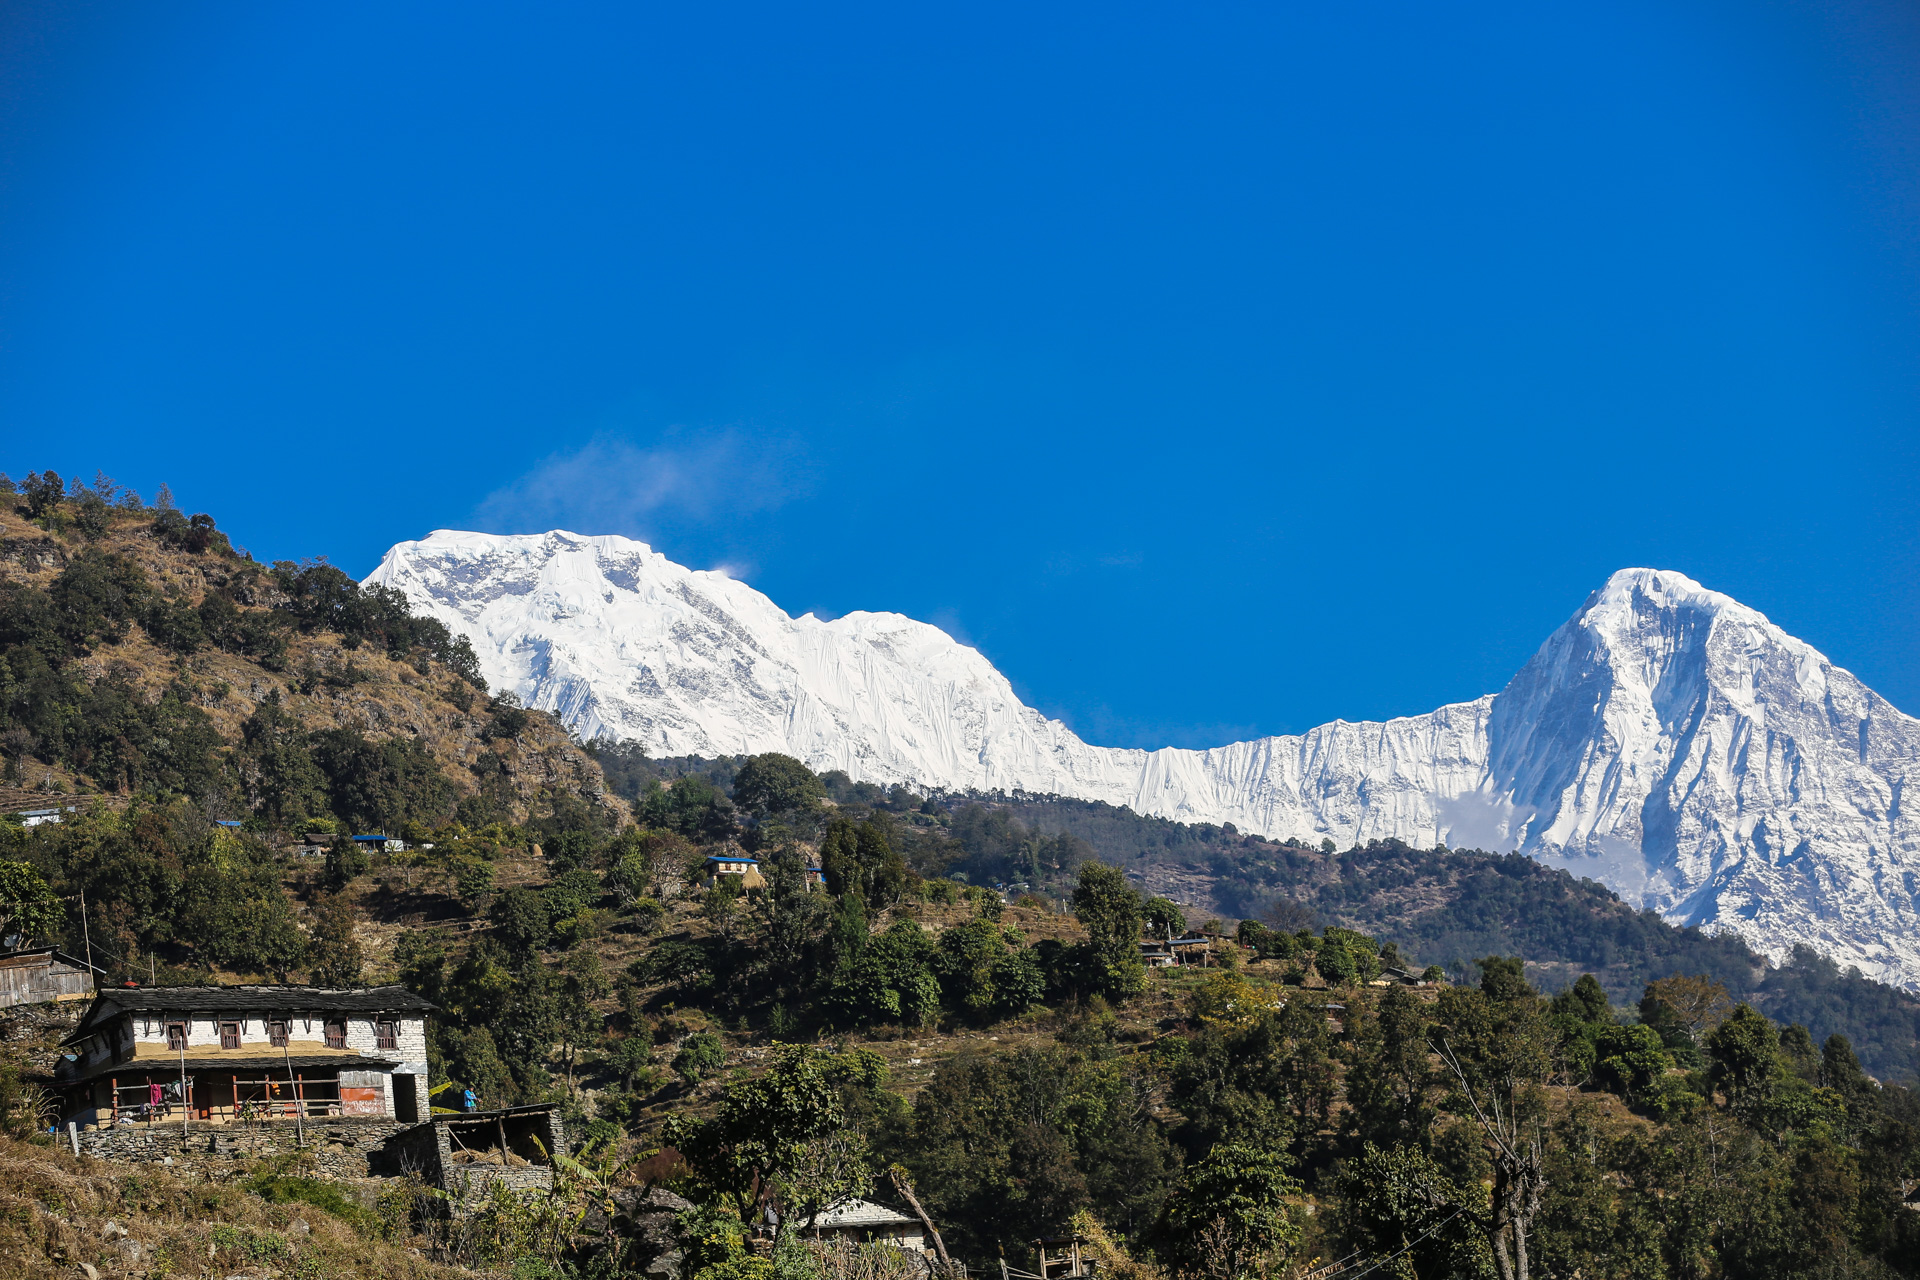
[369,534,1920,989]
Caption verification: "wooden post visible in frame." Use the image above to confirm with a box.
[282,1037,303,1146]
[232,1074,238,1126]
[110,1076,117,1126]
[496,1113,508,1163]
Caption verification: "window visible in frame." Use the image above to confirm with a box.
[324,1020,347,1049]
[220,1022,240,1050]
[166,1022,187,1051]
[268,1019,289,1048]
[375,1020,398,1050]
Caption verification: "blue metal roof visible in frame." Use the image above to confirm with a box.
[706,856,759,864]
[352,833,390,841]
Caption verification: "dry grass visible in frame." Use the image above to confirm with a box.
[0,1136,475,1280]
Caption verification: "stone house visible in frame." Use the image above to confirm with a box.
[54,983,433,1130]
[704,855,766,890]
[808,1198,926,1251]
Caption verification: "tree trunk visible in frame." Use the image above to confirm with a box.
[889,1167,953,1273]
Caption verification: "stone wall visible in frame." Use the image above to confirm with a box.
[70,1110,571,1215]
[72,1117,414,1179]
[442,1164,557,1203]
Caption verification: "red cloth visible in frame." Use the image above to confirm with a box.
[148,1081,162,1107]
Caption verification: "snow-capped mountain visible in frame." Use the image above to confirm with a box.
[367,532,1920,987]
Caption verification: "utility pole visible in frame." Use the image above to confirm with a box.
[178,1034,189,1139]
[79,890,93,978]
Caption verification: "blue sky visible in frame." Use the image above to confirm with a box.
[2,1,1916,747]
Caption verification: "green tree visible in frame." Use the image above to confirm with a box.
[1335,1142,1488,1280]
[555,953,611,1090]
[1143,896,1185,941]
[932,917,1014,1018]
[663,1044,879,1220]
[1477,955,1534,1003]
[20,470,63,519]
[0,860,63,947]
[1429,982,1554,1280]
[1161,1142,1303,1280]
[731,753,825,820]
[1548,973,1613,1081]
[673,1030,726,1085]
[819,818,861,898]
[1707,1003,1781,1120]
[490,887,551,960]
[235,691,326,828]
[608,828,694,905]
[1073,861,1144,1000]
[305,895,363,986]
[857,816,906,907]
[323,835,370,891]
[1341,982,1435,1152]
[1593,1024,1671,1105]
[176,845,307,978]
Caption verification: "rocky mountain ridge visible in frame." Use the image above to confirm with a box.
[368,531,1920,987]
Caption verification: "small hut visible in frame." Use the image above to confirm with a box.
[704,856,767,891]
[809,1199,925,1251]
[0,949,101,1009]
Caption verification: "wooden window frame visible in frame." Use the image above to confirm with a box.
[323,1019,347,1049]
[268,1019,289,1048]
[220,1021,241,1050]
[375,1019,398,1051]
[166,1022,187,1051]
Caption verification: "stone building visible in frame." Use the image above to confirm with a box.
[54,983,433,1129]
[808,1198,926,1251]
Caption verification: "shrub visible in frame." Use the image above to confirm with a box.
[245,1168,373,1226]
[673,1031,726,1084]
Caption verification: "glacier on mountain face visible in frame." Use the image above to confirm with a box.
[367,532,1920,989]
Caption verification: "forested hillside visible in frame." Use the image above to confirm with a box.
[590,750,1920,1084]
[0,469,619,981]
[1,474,1917,1280]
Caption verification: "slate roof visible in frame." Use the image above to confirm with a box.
[89,984,432,1014]
[813,1199,917,1230]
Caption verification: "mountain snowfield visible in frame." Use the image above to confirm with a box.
[367,531,1920,988]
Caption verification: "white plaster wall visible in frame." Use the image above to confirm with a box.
[342,1013,427,1062]
[123,1011,426,1054]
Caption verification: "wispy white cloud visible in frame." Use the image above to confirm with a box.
[473,428,811,537]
